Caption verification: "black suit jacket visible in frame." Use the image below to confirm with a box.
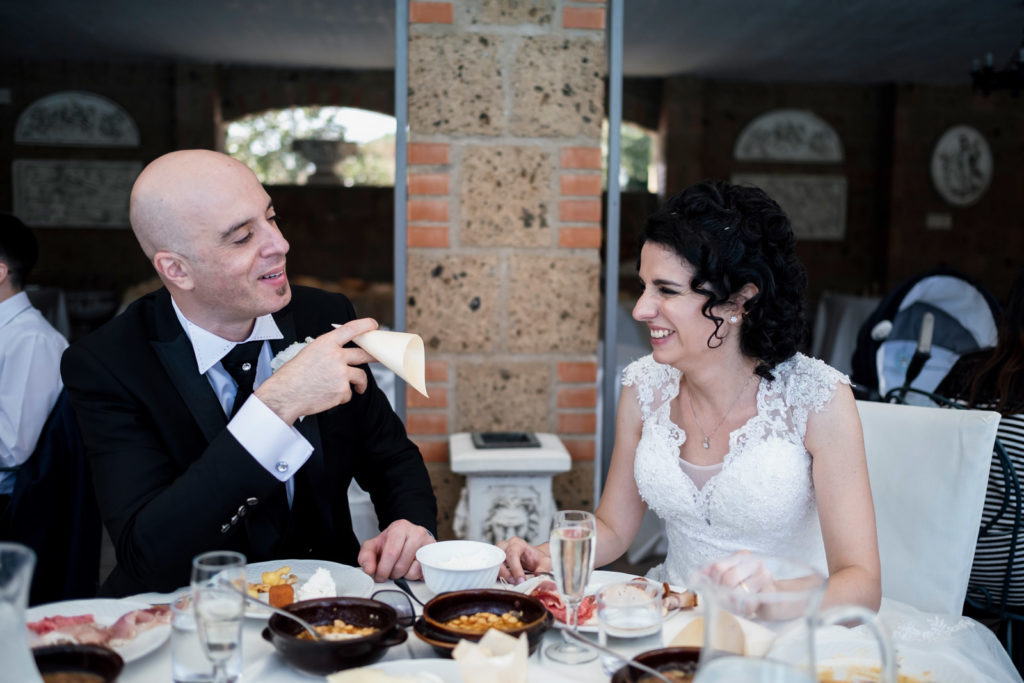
[61,286,437,596]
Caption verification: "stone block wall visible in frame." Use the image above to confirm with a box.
[404,0,606,539]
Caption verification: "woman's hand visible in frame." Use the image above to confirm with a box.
[700,550,775,594]
[497,536,552,584]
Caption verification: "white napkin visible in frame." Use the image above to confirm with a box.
[452,629,528,683]
[334,327,429,398]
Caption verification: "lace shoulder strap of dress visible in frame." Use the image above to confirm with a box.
[622,354,680,420]
[775,353,851,414]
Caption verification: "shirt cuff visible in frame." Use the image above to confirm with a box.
[227,395,312,481]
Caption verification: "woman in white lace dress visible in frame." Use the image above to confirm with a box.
[500,180,882,611]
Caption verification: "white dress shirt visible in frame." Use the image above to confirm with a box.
[171,300,312,505]
[0,291,69,494]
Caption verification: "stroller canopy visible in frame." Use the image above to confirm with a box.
[850,267,1000,402]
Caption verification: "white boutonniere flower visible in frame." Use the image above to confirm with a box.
[270,336,315,373]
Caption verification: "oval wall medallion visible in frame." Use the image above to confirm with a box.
[930,125,992,207]
[734,109,843,162]
[15,90,140,147]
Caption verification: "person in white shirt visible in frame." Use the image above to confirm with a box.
[0,214,69,516]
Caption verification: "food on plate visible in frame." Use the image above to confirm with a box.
[295,618,378,641]
[268,583,295,608]
[639,667,696,683]
[41,674,107,683]
[528,579,597,625]
[295,566,338,602]
[434,549,496,569]
[27,605,171,648]
[661,582,698,611]
[669,614,745,655]
[819,667,923,683]
[247,564,299,598]
[441,610,527,634]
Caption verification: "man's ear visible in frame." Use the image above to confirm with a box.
[153,251,195,291]
[0,261,8,287]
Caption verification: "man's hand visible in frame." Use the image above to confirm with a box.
[357,519,435,582]
[255,318,378,424]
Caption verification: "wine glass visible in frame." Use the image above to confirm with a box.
[545,509,598,664]
[191,550,246,683]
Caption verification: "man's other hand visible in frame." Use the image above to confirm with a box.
[357,519,434,582]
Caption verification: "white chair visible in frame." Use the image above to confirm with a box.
[857,399,1000,615]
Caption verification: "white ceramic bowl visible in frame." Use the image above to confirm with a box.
[416,540,506,594]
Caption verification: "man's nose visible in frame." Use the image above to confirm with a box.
[262,220,290,255]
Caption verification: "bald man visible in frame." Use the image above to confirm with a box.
[61,150,437,596]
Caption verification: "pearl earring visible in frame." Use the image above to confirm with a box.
[730,316,739,323]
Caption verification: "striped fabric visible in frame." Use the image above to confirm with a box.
[968,412,1024,608]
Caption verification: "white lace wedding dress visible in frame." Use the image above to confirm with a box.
[622,352,1022,682]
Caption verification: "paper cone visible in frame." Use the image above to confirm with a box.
[341,328,429,398]
[452,630,528,683]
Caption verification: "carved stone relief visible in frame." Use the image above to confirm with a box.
[481,484,542,545]
[731,173,847,241]
[930,125,992,207]
[734,109,843,162]
[15,91,140,147]
[13,160,142,228]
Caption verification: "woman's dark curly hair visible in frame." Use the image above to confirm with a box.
[639,180,808,381]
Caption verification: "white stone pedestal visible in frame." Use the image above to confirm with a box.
[449,432,571,545]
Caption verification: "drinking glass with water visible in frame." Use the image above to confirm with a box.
[597,579,663,675]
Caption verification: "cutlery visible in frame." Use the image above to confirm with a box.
[560,628,675,683]
[220,580,322,641]
[393,577,426,607]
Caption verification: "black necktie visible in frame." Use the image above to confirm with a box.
[221,340,264,417]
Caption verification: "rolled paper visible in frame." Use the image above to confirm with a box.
[334,326,429,398]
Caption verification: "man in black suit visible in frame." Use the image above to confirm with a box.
[61,150,437,596]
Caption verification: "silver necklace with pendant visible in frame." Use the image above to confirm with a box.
[688,373,756,449]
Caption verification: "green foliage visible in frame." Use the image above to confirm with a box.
[225,106,395,186]
[602,120,657,193]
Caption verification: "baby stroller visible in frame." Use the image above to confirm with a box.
[850,267,1000,404]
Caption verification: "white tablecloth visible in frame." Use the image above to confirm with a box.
[117,583,1021,682]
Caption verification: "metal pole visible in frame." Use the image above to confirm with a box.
[393,0,409,421]
[600,0,623,494]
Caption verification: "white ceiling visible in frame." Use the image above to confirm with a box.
[1,0,1022,84]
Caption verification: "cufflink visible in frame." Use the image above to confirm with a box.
[275,461,289,474]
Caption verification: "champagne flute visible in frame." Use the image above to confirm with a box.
[545,509,598,664]
[191,550,246,683]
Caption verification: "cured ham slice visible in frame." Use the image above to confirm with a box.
[28,605,171,647]
[528,580,597,625]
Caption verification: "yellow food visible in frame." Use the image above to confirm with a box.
[246,565,298,597]
[441,611,526,634]
[296,618,378,641]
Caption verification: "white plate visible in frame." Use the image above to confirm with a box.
[349,658,463,682]
[26,599,170,663]
[244,559,374,618]
[514,569,643,632]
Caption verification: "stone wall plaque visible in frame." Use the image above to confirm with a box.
[734,109,843,162]
[15,91,140,147]
[13,159,142,228]
[930,125,992,207]
[731,173,847,241]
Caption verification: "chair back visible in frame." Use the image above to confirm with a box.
[857,399,999,615]
[8,389,102,605]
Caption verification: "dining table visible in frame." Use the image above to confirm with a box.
[38,568,1024,683]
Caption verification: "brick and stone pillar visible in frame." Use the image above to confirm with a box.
[404,0,606,539]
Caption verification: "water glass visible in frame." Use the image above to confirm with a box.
[190,551,246,683]
[597,580,663,675]
[0,543,43,683]
[171,593,242,683]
